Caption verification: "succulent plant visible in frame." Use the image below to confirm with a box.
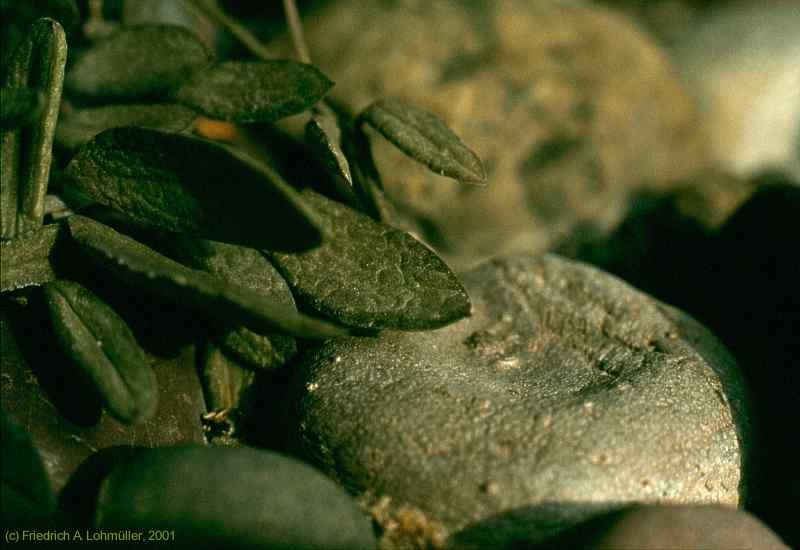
[0,0,486,534]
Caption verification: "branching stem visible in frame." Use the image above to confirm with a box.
[185,0,275,61]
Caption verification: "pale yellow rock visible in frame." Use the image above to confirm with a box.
[301,0,712,270]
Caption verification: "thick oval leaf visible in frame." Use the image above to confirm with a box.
[169,237,298,370]
[2,304,206,494]
[267,190,471,330]
[43,280,158,424]
[0,223,65,292]
[1,18,67,238]
[360,97,487,184]
[0,87,42,129]
[65,25,212,100]
[65,215,349,340]
[93,446,376,549]
[55,104,197,150]
[63,127,322,251]
[1,413,56,527]
[172,60,333,123]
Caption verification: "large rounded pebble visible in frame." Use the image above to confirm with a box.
[581,505,788,550]
[289,254,749,543]
[94,445,376,550]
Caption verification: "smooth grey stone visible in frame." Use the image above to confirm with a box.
[94,445,375,550]
[289,254,749,543]
[453,504,789,549]
[562,505,788,550]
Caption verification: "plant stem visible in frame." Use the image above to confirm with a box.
[184,0,274,61]
[282,0,311,64]
[89,0,103,20]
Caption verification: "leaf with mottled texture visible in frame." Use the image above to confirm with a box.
[360,97,486,184]
[66,216,349,340]
[1,18,67,238]
[267,190,471,330]
[172,60,333,123]
[65,25,212,100]
[0,223,65,292]
[64,127,322,251]
[43,280,158,424]
[170,237,297,370]
[0,413,56,527]
[0,87,42,129]
[55,104,197,149]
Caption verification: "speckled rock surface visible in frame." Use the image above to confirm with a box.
[300,0,710,269]
[288,254,749,544]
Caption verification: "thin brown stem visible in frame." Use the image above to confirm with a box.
[282,0,311,64]
[88,0,103,20]
[184,0,274,61]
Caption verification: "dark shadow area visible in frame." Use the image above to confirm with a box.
[236,343,322,454]
[5,296,104,427]
[58,445,143,526]
[558,175,800,547]
[57,225,216,358]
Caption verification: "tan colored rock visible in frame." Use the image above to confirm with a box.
[302,0,711,269]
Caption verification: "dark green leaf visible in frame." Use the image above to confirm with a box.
[43,280,158,424]
[343,119,395,222]
[217,328,296,371]
[169,237,297,370]
[1,18,67,238]
[0,413,56,527]
[55,104,197,150]
[0,87,42,129]
[360,97,487,184]
[305,102,353,193]
[64,127,322,251]
[267,190,471,330]
[172,60,333,123]
[65,25,212,100]
[0,223,65,292]
[200,341,255,413]
[66,215,349,339]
